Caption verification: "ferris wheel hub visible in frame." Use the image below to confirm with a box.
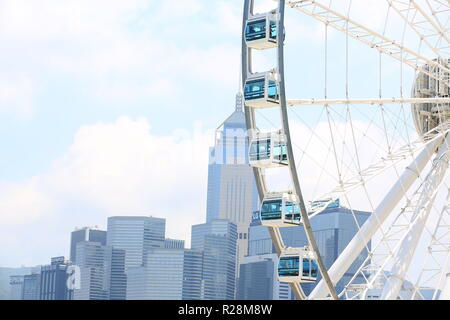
[412,58,450,136]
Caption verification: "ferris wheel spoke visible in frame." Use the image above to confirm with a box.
[287,0,450,87]
[388,0,450,58]
[307,121,450,219]
[287,97,450,106]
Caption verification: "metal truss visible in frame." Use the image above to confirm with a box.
[380,134,450,299]
[287,97,450,106]
[387,0,450,58]
[287,0,450,88]
[411,189,450,299]
[307,120,450,220]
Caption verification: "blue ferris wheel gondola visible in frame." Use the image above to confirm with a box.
[245,11,278,50]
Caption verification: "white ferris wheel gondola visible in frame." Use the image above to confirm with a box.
[244,10,279,50]
[244,71,280,108]
[278,247,319,283]
[249,130,288,168]
[259,192,301,227]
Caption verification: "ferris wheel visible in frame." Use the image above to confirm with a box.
[241,0,450,300]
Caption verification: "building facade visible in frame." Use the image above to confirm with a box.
[73,241,126,300]
[191,219,238,300]
[40,257,73,300]
[126,248,202,300]
[22,273,41,300]
[9,275,24,300]
[70,227,107,264]
[164,238,185,249]
[106,216,165,271]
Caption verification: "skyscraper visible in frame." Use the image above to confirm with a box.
[126,248,202,300]
[9,275,24,300]
[73,241,126,300]
[206,93,259,268]
[106,216,165,271]
[191,219,238,300]
[40,257,73,300]
[110,248,127,300]
[22,273,41,300]
[70,227,107,264]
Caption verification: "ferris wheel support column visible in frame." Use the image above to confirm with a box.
[381,134,450,300]
[309,136,444,299]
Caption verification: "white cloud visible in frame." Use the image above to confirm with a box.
[0,116,214,265]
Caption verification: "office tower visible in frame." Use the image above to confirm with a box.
[206,93,259,268]
[40,256,73,300]
[126,248,202,300]
[164,238,185,249]
[109,248,127,300]
[22,272,41,300]
[237,258,274,300]
[70,226,107,264]
[9,275,24,300]
[73,241,126,300]
[107,216,165,271]
[236,215,292,300]
[191,219,238,300]
[237,204,371,299]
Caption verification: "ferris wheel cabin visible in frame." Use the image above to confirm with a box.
[244,72,280,108]
[278,247,318,283]
[249,131,288,168]
[245,12,278,50]
[259,192,300,227]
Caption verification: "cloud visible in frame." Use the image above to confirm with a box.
[0,116,214,266]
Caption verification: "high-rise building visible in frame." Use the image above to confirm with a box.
[70,227,107,264]
[110,248,127,300]
[106,216,165,271]
[164,238,185,249]
[40,256,73,300]
[9,275,24,300]
[73,241,126,300]
[237,205,371,299]
[191,219,238,300]
[205,93,259,269]
[126,248,202,300]
[237,258,274,300]
[22,272,41,300]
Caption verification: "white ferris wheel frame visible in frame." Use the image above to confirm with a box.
[241,0,450,300]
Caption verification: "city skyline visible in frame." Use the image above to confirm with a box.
[0,0,414,268]
[1,0,448,302]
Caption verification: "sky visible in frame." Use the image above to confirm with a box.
[0,0,445,271]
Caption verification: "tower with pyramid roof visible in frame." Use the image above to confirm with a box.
[205,92,259,274]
